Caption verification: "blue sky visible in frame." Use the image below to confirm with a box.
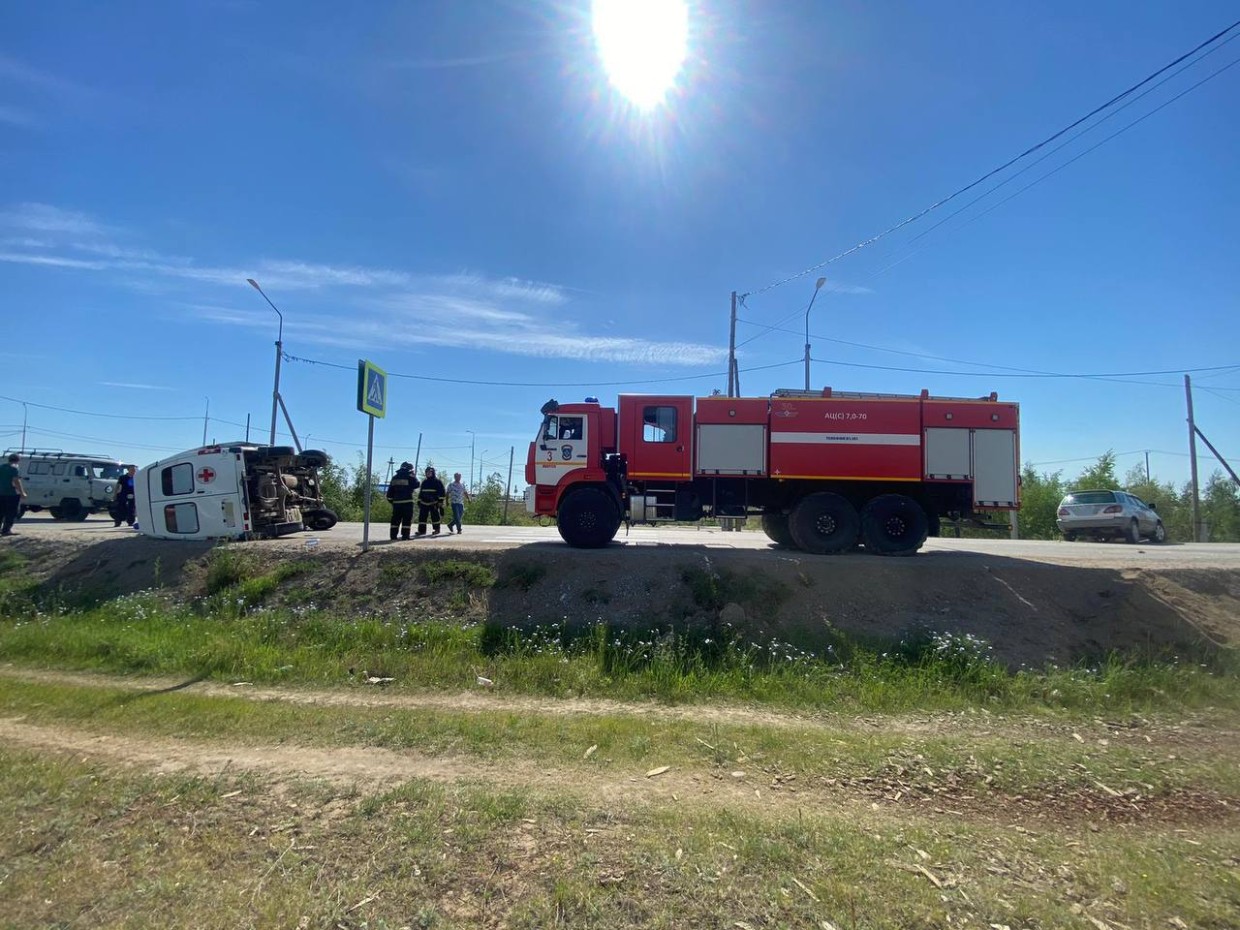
[2,0,1237,490]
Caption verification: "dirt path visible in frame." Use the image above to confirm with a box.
[4,668,1236,829]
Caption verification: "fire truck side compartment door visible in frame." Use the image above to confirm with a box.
[972,429,1018,507]
[924,428,971,479]
[695,424,766,475]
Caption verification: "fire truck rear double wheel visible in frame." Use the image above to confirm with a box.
[860,494,929,556]
[788,492,860,554]
[557,487,621,548]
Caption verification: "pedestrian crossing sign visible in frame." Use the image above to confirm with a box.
[357,359,388,418]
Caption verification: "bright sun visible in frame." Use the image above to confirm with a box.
[592,0,689,109]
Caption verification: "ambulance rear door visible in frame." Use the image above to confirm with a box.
[142,448,245,539]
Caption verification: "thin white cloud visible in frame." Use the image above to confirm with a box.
[0,252,108,270]
[383,51,530,70]
[98,381,175,391]
[5,202,725,367]
[0,202,113,236]
[0,54,96,100]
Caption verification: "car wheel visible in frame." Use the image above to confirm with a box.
[1151,521,1167,544]
[1124,518,1140,544]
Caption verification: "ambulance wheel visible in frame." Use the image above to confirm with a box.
[299,450,329,468]
[304,509,338,531]
[788,492,860,554]
[760,512,794,547]
[48,507,62,519]
[861,494,929,556]
[557,488,620,548]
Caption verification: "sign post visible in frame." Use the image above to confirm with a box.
[357,359,388,552]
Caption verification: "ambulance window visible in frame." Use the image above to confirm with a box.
[161,463,195,496]
[558,416,583,441]
[73,465,87,477]
[93,464,123,479]
[29,463,48,475]
[52,463,66,476]
[542,416,558,441]
[163,503,199,534]
[642,406,677,443]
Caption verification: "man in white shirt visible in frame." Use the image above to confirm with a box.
[446,472,471,534]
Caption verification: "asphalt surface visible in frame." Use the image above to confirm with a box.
[8,512,1240,569]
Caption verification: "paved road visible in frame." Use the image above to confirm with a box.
[8,512,1240,569]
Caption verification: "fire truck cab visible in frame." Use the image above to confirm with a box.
[135,443,338,541]
[526,389,1020,555]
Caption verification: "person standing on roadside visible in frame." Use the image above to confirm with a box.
[0,453,25,536]
[446,472,471,534]
[385,461,418,541]
[112,464,137,527]
[416,465,446,536]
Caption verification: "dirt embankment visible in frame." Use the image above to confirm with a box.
[8,535,1239,668]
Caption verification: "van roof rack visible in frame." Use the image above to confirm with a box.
[2,448,118,460]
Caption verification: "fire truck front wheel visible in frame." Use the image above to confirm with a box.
[788,493,860,554]
[860,494,929,556]
[557,488,621,549]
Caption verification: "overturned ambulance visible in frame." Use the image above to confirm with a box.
[134,443,338,541]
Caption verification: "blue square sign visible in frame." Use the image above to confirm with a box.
[357,359,387,418]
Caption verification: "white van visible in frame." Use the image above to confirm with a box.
[7,449,129,521]
[134,443,338,541]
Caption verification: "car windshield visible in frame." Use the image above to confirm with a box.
[92,464,124,479]
[1065,491,1116,504]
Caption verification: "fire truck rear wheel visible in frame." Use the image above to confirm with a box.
[761,512,794,547]
[860,494,929,556]
[557,488,620,548]
[788,493,860,554]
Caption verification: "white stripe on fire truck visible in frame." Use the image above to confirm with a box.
[769,433,920,446]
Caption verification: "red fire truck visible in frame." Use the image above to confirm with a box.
[524,388,1020,555]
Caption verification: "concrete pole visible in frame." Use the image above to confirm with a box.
[727,291,737,397]
[1186,374,1201,542]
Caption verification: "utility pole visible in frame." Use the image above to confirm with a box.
[412,433,423,473]
[20,402,27,451]
[503,446,514,524]
[727,291,737,397]
[202,396,210,445]
[1145,450,1150,483]
[1186,374,1201,542]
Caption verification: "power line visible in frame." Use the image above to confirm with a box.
[0,394,201,421]
[283,351,801,387]
[908,33,1240,247]
[743,17,1240,297]
[809,356,1238,381]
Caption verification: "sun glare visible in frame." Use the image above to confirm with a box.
[592,0,689,109]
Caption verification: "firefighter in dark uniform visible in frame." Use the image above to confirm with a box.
[385,461,418,541]
[416,465,446,536]
[112,465,137,527]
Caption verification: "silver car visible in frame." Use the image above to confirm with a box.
[1056,489,1167,543]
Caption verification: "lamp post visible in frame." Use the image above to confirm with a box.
[804,276,827,391]
[246,278,284,445]
[465,430,476,491]
[479,450,490,491]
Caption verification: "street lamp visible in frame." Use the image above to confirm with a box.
[804,276,827,391]
[247,278,284,446]
[465,430,476,490]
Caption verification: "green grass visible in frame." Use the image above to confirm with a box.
[418,559,497,588]
[0,593,1236,715]
[3,675,1239,800]
[1,747,1236,930]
